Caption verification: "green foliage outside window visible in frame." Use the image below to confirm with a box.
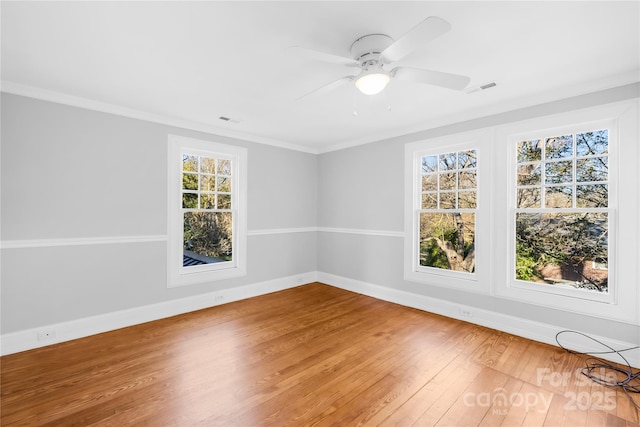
[514,129,609,292]
[182,153,233,265]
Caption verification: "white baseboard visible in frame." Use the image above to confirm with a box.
[0,271,318,356]
[317,272,640,368]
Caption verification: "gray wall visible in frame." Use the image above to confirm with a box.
[2,85,639,345]
[1,93,317,333]
[318,83,640,344]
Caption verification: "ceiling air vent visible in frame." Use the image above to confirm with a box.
[218,116,241,124]
[465,81,497,94]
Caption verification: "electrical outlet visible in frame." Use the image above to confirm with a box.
[214,295,224,304]
[460,308,473,317]
[37,329,56,341]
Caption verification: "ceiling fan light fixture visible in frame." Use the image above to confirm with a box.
[354,67,391,95]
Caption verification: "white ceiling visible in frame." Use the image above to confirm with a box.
[2,1,638,153]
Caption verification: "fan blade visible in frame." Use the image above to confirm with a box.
[392,67,470,90]
[296,76,355,101]
[287,46,359,67]
[381,16,451,63]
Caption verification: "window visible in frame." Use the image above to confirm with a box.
[182,153,233,266]
[513,128,611,296]
[404,130,490,292]
[403,100,635,320]
[168,135,247,287]
[492,100,640,321]
[419,149,477,273]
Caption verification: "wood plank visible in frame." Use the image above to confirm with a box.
[382,353,485,426]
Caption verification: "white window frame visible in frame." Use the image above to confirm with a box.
[167,135,247,287]
[404,129,491,293]
[493,100,639,322]
[508,119,616,304]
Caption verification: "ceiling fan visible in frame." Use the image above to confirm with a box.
[291,16,471,100]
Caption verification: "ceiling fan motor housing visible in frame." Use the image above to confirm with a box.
[350,34,394,67]
[296,17,468,99]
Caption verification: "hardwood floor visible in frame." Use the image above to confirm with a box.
[2,283,638,426]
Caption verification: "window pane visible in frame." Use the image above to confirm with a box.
[421,156,438,173]
[200,175,216,192]
[217,176,232,192]
[200,157,216,174]
[183,154,198,172]
[515,212,608,292]
[576,184,608,208]
[182,193,198,209]
[517,140,541,162]
[440,192,456,209]
[217,159,232,175]
[517,163,541,186]
[201,194,216,209]
[545,135,573,159]
[576,157,608,182]
[218,194,232,209]
[576,130,608,156]
[545,160,573,184]
[545,186,572,208]
[183,212,233,266]
[439,172,456,190]
[439,153,457,170]
[421,193,437,209]
[458,191,476,208]
[422,174,437,191]
[517,188,541,208]
[419,212,475,273]
[182,173,198,190]
[459,171,476,189]
[458,150,477,169]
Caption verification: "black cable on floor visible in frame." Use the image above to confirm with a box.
[555,330,640,409]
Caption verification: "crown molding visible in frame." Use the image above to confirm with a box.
[0,81,319,155]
